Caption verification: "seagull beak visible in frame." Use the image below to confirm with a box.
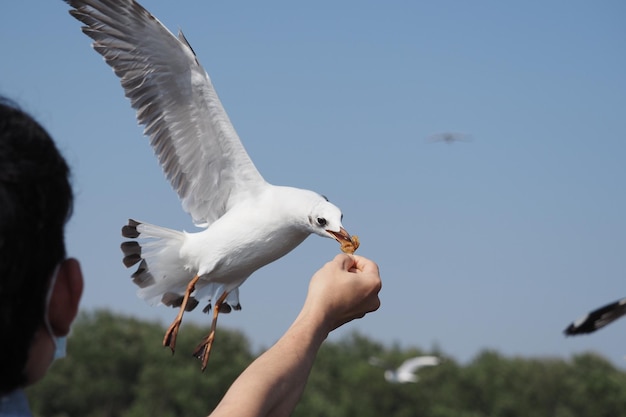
[327,227,352,244]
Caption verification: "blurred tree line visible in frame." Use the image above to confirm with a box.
[27,310,626,417]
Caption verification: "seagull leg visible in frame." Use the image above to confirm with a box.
[163,274,200,353]
[193,290,229,371]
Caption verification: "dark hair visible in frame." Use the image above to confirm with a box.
[0,97,74,393]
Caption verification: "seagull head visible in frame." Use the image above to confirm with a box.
[277,187,353,247]
[309,196,351,244]
[304,193,352,244]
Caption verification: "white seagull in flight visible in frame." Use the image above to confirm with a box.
[369,356,441,384]
[66,0,357,370]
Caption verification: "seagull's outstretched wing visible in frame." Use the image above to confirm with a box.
[67,0,267,226]
[564,297,626,335]
[397,355,440,375]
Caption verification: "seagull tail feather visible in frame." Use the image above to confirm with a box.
[120,219,195,308]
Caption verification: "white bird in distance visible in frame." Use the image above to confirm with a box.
[66,0,358,371]
[369,356,441,383]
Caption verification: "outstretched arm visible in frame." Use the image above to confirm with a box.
[208,254,382,417]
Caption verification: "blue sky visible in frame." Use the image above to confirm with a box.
[2,1,625,367]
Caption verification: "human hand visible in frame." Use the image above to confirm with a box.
[304,254,382,333]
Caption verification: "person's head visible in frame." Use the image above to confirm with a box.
[0,97,83,393]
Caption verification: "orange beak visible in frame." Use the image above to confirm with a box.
[327,227,352,244]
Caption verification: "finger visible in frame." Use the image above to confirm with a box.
[350,255,379,275]
[333,253,356,271]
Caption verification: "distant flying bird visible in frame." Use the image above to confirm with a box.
[427,132,472,144]
[564,297,626,335]
[67,0,356,371]
[369,356,441,383]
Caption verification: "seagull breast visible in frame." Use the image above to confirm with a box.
[181,185,312,283]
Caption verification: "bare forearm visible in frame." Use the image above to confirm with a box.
[208,254,381,417]
[208,310,329,417]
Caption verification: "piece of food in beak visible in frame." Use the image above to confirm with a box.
[340,235,360,254]
[328,228,360,254]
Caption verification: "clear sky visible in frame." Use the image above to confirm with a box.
[2,1,625,367]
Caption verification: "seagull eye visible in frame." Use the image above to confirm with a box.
[317,218,327,227]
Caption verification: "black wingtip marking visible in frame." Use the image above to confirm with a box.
[131,260,155,288]
[122,219,141,238]
[161,292,199,312]
[121,241,142,267]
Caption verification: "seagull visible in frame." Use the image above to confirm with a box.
[369,356,440,384]
[66,0,357,371]
[564,297,626,335]
[426,132,472,144]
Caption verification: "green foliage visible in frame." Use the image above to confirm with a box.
[26,310,626,417]
[27,310,252,417]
